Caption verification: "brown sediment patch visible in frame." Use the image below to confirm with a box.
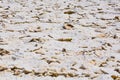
[0,48,10,56]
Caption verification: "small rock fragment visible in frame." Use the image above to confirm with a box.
[82,46,88,48]
[13,69,21,75]
[114,68,120,74]
[1,14,8,19]
[111,75,120,80]
[79,65,86,70]
[62,48,66,52]
[106,43,112,47]
[30,48,45,55]
[99,62,107,67]
[29,27,41,32]
[67,73,76,77]
[0,48,10,56]
[100,69,108,74]
[70,67,77,71]
[91,37,96,39]
[101,46,106,50]
[57,38,72,42]
[64,11,75,14]
[29,38,45,43]
[63,23,74,30]
[96,33,106,38]
[114,16,120,20]
[0,66,7,71]
[49,72,59,77]
[23,70,32,74]
[90,60,96,65]
[113,35,118,39]
[116,28,120,31]
[72,62,77,66]
[82,73,90,77]
[10,66,23,76]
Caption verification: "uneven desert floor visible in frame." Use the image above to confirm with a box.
[0,0,120,80]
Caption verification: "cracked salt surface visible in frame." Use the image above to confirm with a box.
[0,0,120,80]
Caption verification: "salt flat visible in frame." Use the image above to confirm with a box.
[0,0,120,80]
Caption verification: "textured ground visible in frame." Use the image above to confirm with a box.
[0,0,120,80]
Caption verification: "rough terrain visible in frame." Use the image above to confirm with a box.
[0,0,120,80]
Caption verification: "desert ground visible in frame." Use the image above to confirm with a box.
[0,0,120,80]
